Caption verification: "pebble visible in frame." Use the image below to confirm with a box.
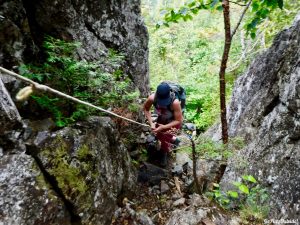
[160,180,170,194]
[172,198,185,207]
[171,192,181,201]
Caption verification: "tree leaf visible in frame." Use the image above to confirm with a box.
[211,0,219,8]
[214,191,221,198]
[277,0,283,9]
[232,181,242,187]
[227,191,239,198]
[191,8,199,14]
[239,184,250,194]
[252,1,260,11]
[188,1,196,8]
[242,175,257,183]
[216,5,223,11]
[222,198,230,204]
[185,14,193,20]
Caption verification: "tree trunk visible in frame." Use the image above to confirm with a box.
[219,0,231,144]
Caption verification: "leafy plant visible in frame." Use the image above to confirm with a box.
[20,36,139,127]
[189,136,244,160]
[206,175,270,223]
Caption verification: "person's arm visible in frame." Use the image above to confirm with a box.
[153,99,183,133]
[143,94,156,130]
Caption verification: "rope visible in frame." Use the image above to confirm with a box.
[0,66,150,128]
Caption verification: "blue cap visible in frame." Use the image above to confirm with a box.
[156,83,171,106]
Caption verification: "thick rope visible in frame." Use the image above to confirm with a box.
[0,66,149,128]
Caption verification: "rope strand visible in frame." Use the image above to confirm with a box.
[0,66,149,128]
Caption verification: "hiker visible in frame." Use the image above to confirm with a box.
[143,82,184,166]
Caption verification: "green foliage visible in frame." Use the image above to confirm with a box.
[77,144,90,160]
[156,0,286,39]
[144,8,236,131]
[156,0,223,28]
[191,136,244,160]
[207,175,270,223]
[246,0,285,38]
[258,0,300,45]
[143,2,242,131]
[42,137,89,199]
[20,36,139,127]
[143,0,295,132]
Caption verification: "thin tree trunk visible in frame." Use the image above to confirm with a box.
[191,138,201,194]
[219,0,231,144]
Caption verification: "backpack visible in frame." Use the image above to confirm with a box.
[154,81,186,111]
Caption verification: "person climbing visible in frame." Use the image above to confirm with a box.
[143,81,185,167]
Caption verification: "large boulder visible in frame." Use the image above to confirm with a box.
[0,0,149,96]
[217,15,300,219]
[0,152,71,225]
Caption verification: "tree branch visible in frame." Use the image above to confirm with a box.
[231,0,252,38]
[229,0,247,6]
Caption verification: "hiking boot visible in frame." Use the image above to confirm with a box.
[160,152,168,167]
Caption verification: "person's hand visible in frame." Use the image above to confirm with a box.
[153,124,165,134]
[150,122,156,130]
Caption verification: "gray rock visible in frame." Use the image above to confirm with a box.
[0,76,21,135]
[171,192,182,201]
[175,152,193,168]
[114,204,154,225]
[0,0,150,96]
[166,207,231,225]
[172,164,184,176]
[216,15,300,220]
[136,211,155,225]
[172,198,186,207]
[186,193,209,207]
[0,152,70,225]
[1,116,136,225]
[137,162,169,185]
[166,208,209,225]
[160,180,170,194]
[0,76,25,153]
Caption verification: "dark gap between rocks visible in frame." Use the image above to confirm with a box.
[25,145,82,225]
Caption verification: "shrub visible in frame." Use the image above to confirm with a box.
[19,36,139,127]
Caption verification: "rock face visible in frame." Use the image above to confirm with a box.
[0,75,21,134]
[219,16,300,219]
[0,0,149,96]
[0,109,136,224]
[0,75,24,153]
[0,152,71,225]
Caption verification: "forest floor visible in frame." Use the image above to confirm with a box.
[111,154,193,224]
[111,150,265,225]
[111,152,235,225]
